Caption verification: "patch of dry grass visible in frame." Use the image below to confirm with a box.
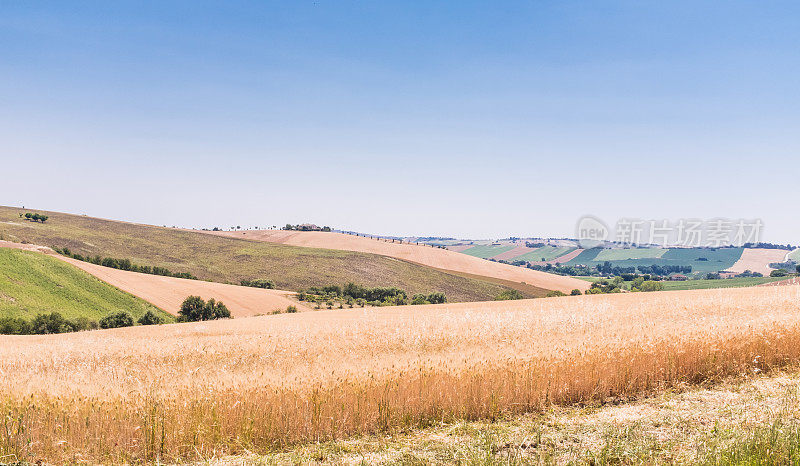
[1,286,799,463]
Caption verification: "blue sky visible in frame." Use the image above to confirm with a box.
[1,1,798,242]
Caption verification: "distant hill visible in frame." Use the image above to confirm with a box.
[0,206,538,302]
[205,230,591,293]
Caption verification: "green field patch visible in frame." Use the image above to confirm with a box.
[566,247,744,275]
[0,249,170,321]
[461,244,516,259]
[594,248,667,261]
[661,276,788,291]
[789,249,800,262]
[513,246,576,262]
[565,248,603,265]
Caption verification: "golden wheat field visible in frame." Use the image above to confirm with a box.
[2,285,800,463]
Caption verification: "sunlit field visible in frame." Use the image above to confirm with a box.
[2,286,800,463]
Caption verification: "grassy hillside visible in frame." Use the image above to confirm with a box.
[513,246,576,262]
[660,276,789,290]
[566,247,744,275]
[575,275,786,291]
[0,206,526,302]
[460,244,515,258]
[0,248,170,321]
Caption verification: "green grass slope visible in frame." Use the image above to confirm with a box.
[513,246,576,262]
[0,248,170,321]
[460,244,516,259]
[0,206,528,302]
[566,247,744,275]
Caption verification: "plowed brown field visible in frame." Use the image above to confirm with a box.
[726,248,788,276]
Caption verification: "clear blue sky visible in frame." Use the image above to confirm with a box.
[2,1,798,242]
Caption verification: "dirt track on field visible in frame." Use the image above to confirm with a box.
[205,231,591,293]
[0,240,310,317]
[726,248,787,276]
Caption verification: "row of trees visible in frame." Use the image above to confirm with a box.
[0,296,231,335]
[0,310,165,335]
[20,212,48,223]
[54,247,197,280]
[299,283,446,307]
[240,278,276,289]
[282,224,332,232]
[524,261,693,278]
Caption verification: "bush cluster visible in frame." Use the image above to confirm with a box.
[178,296,231,322]
[240,278,276,289]
[299,282,445,308]
[54,247,197,280]
[494,289,525,301]
[21,212,48,223]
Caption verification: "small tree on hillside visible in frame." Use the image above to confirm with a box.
[138,310,164,326]
[178,296,231,322]
[100,311,134,329]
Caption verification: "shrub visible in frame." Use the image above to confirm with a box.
[138,310,164,326]
[72,317,99,331]
[571,289,582,296]
[100,311,134,329]
[639,280,664,292]
[240,279,276,289]
[286,305,298,313]
[411,294,430,305]
[0,317,32,335]
[546,290,567,297]
[495,289,524,301]
[30,312,74,334]
[178,296,231,322]
[771,269,789,278]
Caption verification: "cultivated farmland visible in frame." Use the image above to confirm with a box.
[460,244,516,259]
[207,229,590,293]
[2,285,799,463]
[0,247,168,321]
[725,247,789,276]
[0,206,528,302]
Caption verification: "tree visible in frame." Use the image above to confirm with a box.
[100,311,134,329]
[411,294,430,305]
[178,296,231,322]
[639,281,664,292]
[570,289,582,296]
[495,289,524,300]
[138,310,164,325]
[770,269,789,278]
[30,313,73,334]
[796,264,800,274]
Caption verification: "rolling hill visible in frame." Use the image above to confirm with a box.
[205,229,591,293]
[0,206,545,301]
[0,246,170,321]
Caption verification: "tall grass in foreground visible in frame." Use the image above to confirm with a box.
[1,286,799,463]
[3,328,800,463]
